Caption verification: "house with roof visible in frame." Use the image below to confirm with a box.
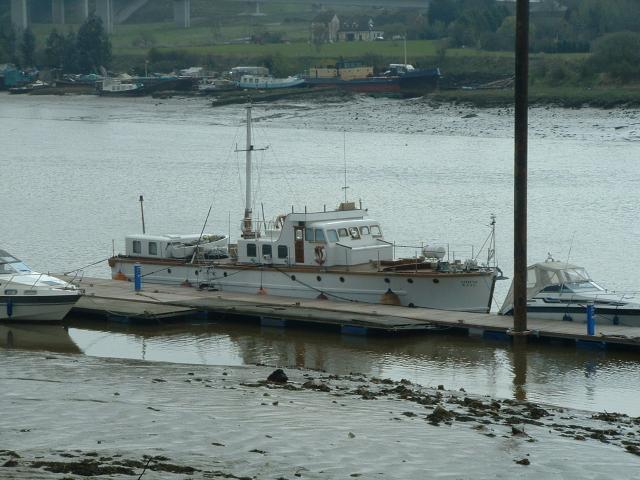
[337,17,384,42]
[311,14,383,43]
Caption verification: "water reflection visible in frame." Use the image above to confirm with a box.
[511,336,528,402]
[3,319,640,415]
[0,324,81,354]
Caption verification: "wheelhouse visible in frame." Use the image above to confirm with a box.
[235,207,392,267]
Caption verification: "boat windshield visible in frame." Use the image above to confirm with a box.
[0,250,32,274]
[562,281,605,293]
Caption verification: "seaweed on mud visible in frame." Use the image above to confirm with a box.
[150,462,198,474]
[426,405,455,425]
[592,412,627,422]
[31,459,136,476]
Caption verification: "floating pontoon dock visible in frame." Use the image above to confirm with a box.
[64,276,640,350]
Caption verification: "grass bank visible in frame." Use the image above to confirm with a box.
[430,85,640,108]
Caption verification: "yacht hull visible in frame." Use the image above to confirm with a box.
[110,259,496,313]
[0,294,79,322]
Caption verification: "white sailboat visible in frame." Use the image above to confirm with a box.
[109,105,498,312]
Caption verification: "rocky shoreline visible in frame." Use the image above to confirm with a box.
[1,350,639,479]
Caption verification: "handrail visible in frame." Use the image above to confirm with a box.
[375,238,393,246]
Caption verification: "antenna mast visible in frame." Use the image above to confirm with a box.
[342,131,349,203]
[404,35,407,65]
[139,195,146,234]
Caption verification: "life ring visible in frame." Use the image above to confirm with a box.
[314,245,326,265]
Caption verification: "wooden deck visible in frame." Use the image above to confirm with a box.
[66,276,640,349]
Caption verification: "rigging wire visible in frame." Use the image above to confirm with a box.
[252,119,302,208]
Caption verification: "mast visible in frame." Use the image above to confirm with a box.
[403,35,407,65]
[243,104,254,238]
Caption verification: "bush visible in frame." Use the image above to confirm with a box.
[590,31,640,82]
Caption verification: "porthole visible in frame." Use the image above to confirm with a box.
[291,275,296,281]
[316,276,322,282]
[339,277,345,283]
[433,278,440,284]
[223,271,228,277]
[384,278,390,284]
[407,278,414,284]
[167,268,172,274]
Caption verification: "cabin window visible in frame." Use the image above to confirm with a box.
[262,244,272,257]
[295,229,303,241]
[4,289,17,295]
[247,243,257,257]
[360,226,370,235]
[148,242,158,255]
[278,245,288,259]
[314,229,326,243]
[541,285,562,293]
[305,228,314,242]
[132,240,142,254]
[327,230,339,242]
[338,228,348,238]
[371,225,382,237]
[349,227,361,239]
[24,290,38,295]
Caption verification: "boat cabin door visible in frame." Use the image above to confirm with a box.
[294,226,304,263]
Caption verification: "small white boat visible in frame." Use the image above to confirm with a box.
[499,257,640,327]
[237,74,305,89]
[97,78,144,96]
[1,249,82,322]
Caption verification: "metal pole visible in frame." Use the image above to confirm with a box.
[139,195,146,234]
[513,0,529,334]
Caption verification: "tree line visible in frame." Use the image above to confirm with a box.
[374,0,640,82]
[0,15,111,73]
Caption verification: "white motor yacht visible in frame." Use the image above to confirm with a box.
[109,105,499,313]
[499,258,640,327]
[0,249,82,322]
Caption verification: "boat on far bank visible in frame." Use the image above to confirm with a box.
[1,249,82,322]
[499,257,640,327]
[8,80,49,94]
[237,74,305,90]
[97,78,145,96]
[303,61,440,94]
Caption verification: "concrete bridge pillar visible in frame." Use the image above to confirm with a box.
[80,0,89,20]
[10,0,30,32]
[95,0,113,33]
[173,0,191,28]
[52,0,65,25]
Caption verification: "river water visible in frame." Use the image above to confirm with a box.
[1,93,640,415]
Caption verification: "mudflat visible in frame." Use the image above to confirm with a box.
[1,350,639,479]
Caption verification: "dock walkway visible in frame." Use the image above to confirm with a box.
[67,277,640,349]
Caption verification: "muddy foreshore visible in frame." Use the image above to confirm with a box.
[1,350,639,479]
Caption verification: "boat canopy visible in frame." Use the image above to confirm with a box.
[0,249,31,275]
[499,261,591,314]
